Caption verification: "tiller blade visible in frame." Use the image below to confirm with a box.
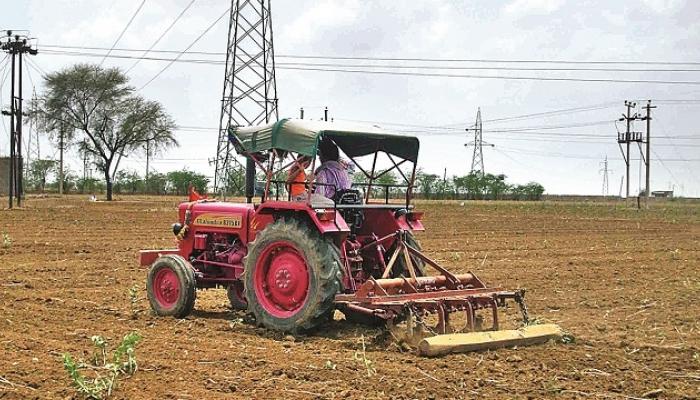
[335,230,562,356]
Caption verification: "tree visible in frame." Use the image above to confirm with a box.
[483,173,509,200]
[26,159,57,193]
[114,170,143,194]
[415,169,440,199]
[523,182,545,200]
[145,171,168,195]
[32,64,177,200]
[166,169,209,195]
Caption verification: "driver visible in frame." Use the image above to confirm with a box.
[314,138,350,199]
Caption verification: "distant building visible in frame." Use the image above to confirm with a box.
[651,190,674,198]
[0,157,11,196]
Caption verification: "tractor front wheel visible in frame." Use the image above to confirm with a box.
[147,255,196,318]
[244,219,341,332]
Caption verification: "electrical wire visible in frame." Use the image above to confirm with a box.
[125,0,196,74]
[653,116,700,188]
[277,65,700,86]
[39,44,700,66]
[26,56,48,77]
[0,55,10,145]
[138,6,229,90]
[40,49,700,86]
[334,103,620,130]
[100,0,147,66]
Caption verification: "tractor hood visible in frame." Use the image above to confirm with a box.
[228,118,420,163]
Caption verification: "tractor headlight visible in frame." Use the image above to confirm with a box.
[172,223,183,236]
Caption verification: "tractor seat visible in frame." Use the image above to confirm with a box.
[333,189,363,205]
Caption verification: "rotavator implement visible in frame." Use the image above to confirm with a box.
[139,119,561,356]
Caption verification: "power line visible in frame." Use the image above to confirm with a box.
[497,145,700,162]
[139,6,229,90]
[335,103,620,129]
[124,0,196,74]
[99,0,147,66]
[480,103,619,124]
[40,49,700,86]
[39,44,700,66]
[276,65,700,86]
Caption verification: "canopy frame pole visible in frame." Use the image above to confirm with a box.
[386,153,410,184]
[365,151,379,204]
[262,150,277,202]
[306,154,317,205]
[407,163,417,207]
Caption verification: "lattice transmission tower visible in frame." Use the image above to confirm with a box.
[465,108,492,175]
[214,0,279,199]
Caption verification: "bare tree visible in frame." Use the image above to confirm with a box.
[32,63,177,200]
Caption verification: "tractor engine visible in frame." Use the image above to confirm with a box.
[190,232,246,286]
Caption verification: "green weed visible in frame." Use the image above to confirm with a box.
[353,335,376,377]
[1,232,11,249]
[62,332,142,399]
[127,285,140,319]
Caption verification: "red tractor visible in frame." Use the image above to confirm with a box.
[140,119,560,355]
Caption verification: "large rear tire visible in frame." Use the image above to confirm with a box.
[147,255,196,318]
[244,219,341,332]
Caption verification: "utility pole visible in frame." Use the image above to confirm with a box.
[214,0,278,201]
[642,100,656,208]
[1,30,38,208]
[599,155,612,197]
[82,139,88,193]
[145,138,151,193]
[9,46,15,207]
[58,126,65,195]
[617,101,643,203]
[441,167,447,199]
[465,108,493,175]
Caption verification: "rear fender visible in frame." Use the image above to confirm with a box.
[251,201,350,238]
[357,208,425,238]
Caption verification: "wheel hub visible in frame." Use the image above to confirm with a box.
[153,268,180,308]
[254,242,310,317]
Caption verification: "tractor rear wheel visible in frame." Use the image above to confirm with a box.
[244,219,341,332]
[227,281,248,310]
[147,255,196,318]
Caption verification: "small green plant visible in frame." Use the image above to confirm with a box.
[560,332,576,344]
[91,336,108,366]
[324,360,337,370]
[63,332,142,399]
[353,335,376,377]
[670,249,681,260]
[127,285,140,319]
[1,232,11,249]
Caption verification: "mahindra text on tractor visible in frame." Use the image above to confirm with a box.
[139,119,561,356]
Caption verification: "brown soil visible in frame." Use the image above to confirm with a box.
[1,196,698,400]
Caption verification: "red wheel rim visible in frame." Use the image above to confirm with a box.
[153,267,180,309]
[253,241,309,318]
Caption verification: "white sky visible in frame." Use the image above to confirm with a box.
[2,0,700,196]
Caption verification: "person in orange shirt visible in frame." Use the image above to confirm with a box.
[287,156,311,200]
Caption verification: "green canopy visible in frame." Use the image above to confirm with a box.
[229,118,420,163]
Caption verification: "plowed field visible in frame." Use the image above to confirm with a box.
[1,196,698,399]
